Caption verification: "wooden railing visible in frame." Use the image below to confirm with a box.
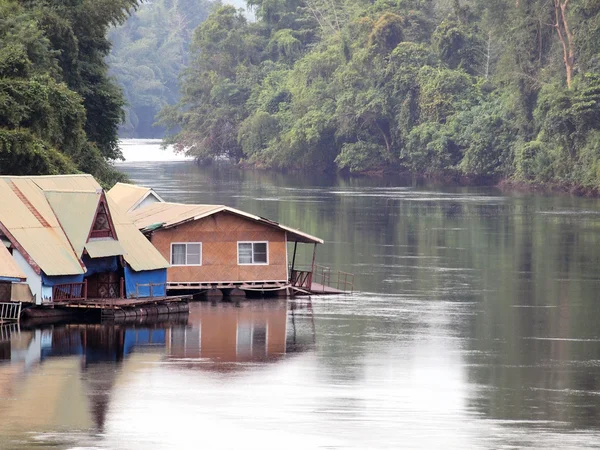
[312,265,355,293]
[0,302,21,322]
[52,281,87,302]
[290,265,355,293]
[290,270,313,290]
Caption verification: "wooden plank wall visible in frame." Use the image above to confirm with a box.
[0,283,10,302]
[151,211,288,283]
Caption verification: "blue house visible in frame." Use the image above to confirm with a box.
[0,175,169,304]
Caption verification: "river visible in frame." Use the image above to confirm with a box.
[2,140,600,449]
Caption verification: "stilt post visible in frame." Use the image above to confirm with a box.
[290,241,298,283]
[309,243,317,290]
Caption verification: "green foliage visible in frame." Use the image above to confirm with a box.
[335,141,389,172]
[402,122,456,173]
[0,0,134,185]
[162,0,600,190]
[368,13,404,53]
[432,16,481,75]
[0,129,77,175]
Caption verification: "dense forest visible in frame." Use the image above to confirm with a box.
[0,0,142,186]
[160,0,600,191]
[108,0,213,138]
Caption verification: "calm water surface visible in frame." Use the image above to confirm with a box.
[3,142,600,449]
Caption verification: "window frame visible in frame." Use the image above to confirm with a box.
[237,241,269,265]
[170,242,202,266]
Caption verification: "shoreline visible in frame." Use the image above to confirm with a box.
[116,140,599,198]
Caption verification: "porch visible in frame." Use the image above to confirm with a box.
[288,242,354,295]
[50,280,189,309]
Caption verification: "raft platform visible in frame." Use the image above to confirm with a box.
[291,282,347,296]
[53,295,191,309]
[22,295,192,324]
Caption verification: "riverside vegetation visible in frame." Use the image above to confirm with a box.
[2,0,600,192]
[0,0,141,186]
[159,0,600,192]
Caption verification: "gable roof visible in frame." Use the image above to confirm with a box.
[0,177,90,276]
[45,190,101,257]
[0,244,26,281]
[129,202,324,244]
[107,182,164,212]
[107,196,169,271]
[0,175,168,275]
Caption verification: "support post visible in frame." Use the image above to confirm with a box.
[291,242,298,274]
[309,243,317,290]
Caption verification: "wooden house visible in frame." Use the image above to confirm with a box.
[0,175,169,305]
[108,183,324,294]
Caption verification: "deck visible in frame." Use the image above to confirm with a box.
[290,265,354,296]
[167,281,290,292]
[292,282,346,295]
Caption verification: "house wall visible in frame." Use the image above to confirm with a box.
[150,211,288,283]
[0,282,10,301]
[13,250,42,305]
[11,283,34,303]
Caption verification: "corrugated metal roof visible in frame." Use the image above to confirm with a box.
[30,174,101,192]
[106,196,169,271]
[0,175,169,275]
[85,239,125,258]
[0,245,26,281]
[129,202,324,244]
[0,179,84,276]
[45,191,101,257]
[10,228,84,276]
[107,182,164,212]
[129,203,221,229]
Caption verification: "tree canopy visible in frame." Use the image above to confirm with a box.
[0,0,138,186]
[161,0,600,191]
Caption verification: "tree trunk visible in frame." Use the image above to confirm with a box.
[554,0,575,88]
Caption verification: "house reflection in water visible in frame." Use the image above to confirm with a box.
[0,319,182,440]
[0,300,314,446]
[166,300,315,368]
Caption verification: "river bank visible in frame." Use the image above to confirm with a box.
[118,139,600,197]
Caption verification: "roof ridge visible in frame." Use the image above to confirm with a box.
[8,181,52,229]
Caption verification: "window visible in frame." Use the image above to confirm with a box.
[171,243,202,265]
[238,242,268,265]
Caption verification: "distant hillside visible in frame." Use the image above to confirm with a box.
[108,0,214,138]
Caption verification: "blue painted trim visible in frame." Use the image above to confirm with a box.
[0,276,21,283]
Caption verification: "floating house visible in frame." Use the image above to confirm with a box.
[107,183,337,295]
[0,175,169,305]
